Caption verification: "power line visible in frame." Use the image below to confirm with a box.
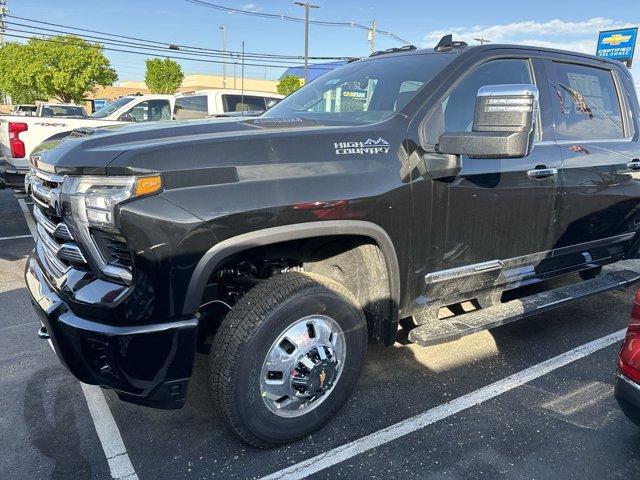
[1,32,343,70]
[4,24,307,65]
[5,14,350,61]
[184,0,412,45]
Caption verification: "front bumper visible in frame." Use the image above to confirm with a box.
[0,159,28,189]
[614,371,640,426]
[25,253,199,409]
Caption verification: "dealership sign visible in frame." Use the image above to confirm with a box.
[596,27,638,66]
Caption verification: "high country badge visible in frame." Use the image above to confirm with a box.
[334,137,390,155]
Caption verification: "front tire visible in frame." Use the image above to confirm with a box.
[209,271,367,448]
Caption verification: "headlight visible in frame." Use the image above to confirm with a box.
[62,174,162,284]
[66,175,162,232]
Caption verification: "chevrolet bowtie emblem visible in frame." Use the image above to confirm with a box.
[319,369,326,387]
[602,34,632,46]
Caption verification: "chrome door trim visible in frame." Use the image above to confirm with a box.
[425,260,503,284]
[424,232,636,286]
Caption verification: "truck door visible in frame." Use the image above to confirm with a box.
[414,57,562,276]
[545,58,640,259]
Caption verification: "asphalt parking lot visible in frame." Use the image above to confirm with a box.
[2,186,640,480]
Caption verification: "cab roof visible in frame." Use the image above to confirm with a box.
[368,41,625,69]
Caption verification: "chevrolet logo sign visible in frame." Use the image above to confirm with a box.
[602,34,632,46]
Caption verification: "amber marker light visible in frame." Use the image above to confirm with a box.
[135,175,162,197]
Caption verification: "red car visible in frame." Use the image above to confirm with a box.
[615,289,640,426]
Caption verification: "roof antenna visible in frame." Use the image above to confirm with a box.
[434,34,468,52]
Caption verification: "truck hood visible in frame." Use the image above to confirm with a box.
[32,117,399,176]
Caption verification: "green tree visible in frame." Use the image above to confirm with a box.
[277,75,302,96]
[0,36,117,103]
[144,58,184,94]
[0,42,44,103]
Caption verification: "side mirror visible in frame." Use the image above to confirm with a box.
[438,84,538,159]
[118,113,136,122]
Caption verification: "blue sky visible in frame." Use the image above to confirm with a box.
[9,0,640,85]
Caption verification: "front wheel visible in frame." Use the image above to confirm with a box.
[209,271,367,448]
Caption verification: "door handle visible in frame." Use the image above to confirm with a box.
[627,160,640,171]
[527,167,558,179]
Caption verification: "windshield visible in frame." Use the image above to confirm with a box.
[263,54,455,125]
[91,96,133,118]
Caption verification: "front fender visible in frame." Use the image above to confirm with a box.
[182,220,401,326]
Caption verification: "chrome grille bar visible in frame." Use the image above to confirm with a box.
[33,206,73,241]
[37,225,68,277]
[58,243,86,263]
[37,222,86,264]
[29,167,87,279]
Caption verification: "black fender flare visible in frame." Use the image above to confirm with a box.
[182,220,401,323]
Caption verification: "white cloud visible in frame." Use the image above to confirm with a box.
[422,18,635,48]
[242,3,260,12]
[423,18,640,87]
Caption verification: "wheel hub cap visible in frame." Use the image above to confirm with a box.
[260,314,346,418]
[292,347,338,397]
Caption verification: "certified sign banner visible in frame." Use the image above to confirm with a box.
[596,27,638,66]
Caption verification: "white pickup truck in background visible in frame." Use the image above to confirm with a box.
[0,94,174,188]
[0,89,282,188]
[173,89,283,119]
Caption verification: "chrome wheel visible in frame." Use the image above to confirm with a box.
[260,314,346,418]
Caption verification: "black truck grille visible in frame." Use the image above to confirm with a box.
[28,170,88,278]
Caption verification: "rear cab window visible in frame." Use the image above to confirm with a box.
[222,95,272,112]
[174,95,209,119]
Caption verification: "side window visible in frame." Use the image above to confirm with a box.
[441,59,534,133]
[125,100,171,122]
[549,62,624,140]
[174,95,209,119]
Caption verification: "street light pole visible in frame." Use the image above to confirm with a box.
[220,25,227,88]
[294,2,319,83]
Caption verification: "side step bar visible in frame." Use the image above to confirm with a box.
[408,259,640,347]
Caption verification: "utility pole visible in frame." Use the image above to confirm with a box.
[474,37,490,44]
[0,0,7,45]
[233,54,237,89]
[219,25,227,88]
[294,2,319,83]
[368,20,377,54]
[241,41,245,103]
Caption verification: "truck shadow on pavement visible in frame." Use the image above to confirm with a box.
[23,367,93,480]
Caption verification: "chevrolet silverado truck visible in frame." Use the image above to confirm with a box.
[0,94,174,188]
[24,37,640,448]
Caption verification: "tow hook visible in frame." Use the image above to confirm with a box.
[37,326,50,340]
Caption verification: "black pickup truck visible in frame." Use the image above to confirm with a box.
[24,37,640,448]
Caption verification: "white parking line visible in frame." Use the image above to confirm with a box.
[0,234,33,241]
[81,384,139,480]
[17,198,37,237]
[260,329,626,480]
[18,196,139,480]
